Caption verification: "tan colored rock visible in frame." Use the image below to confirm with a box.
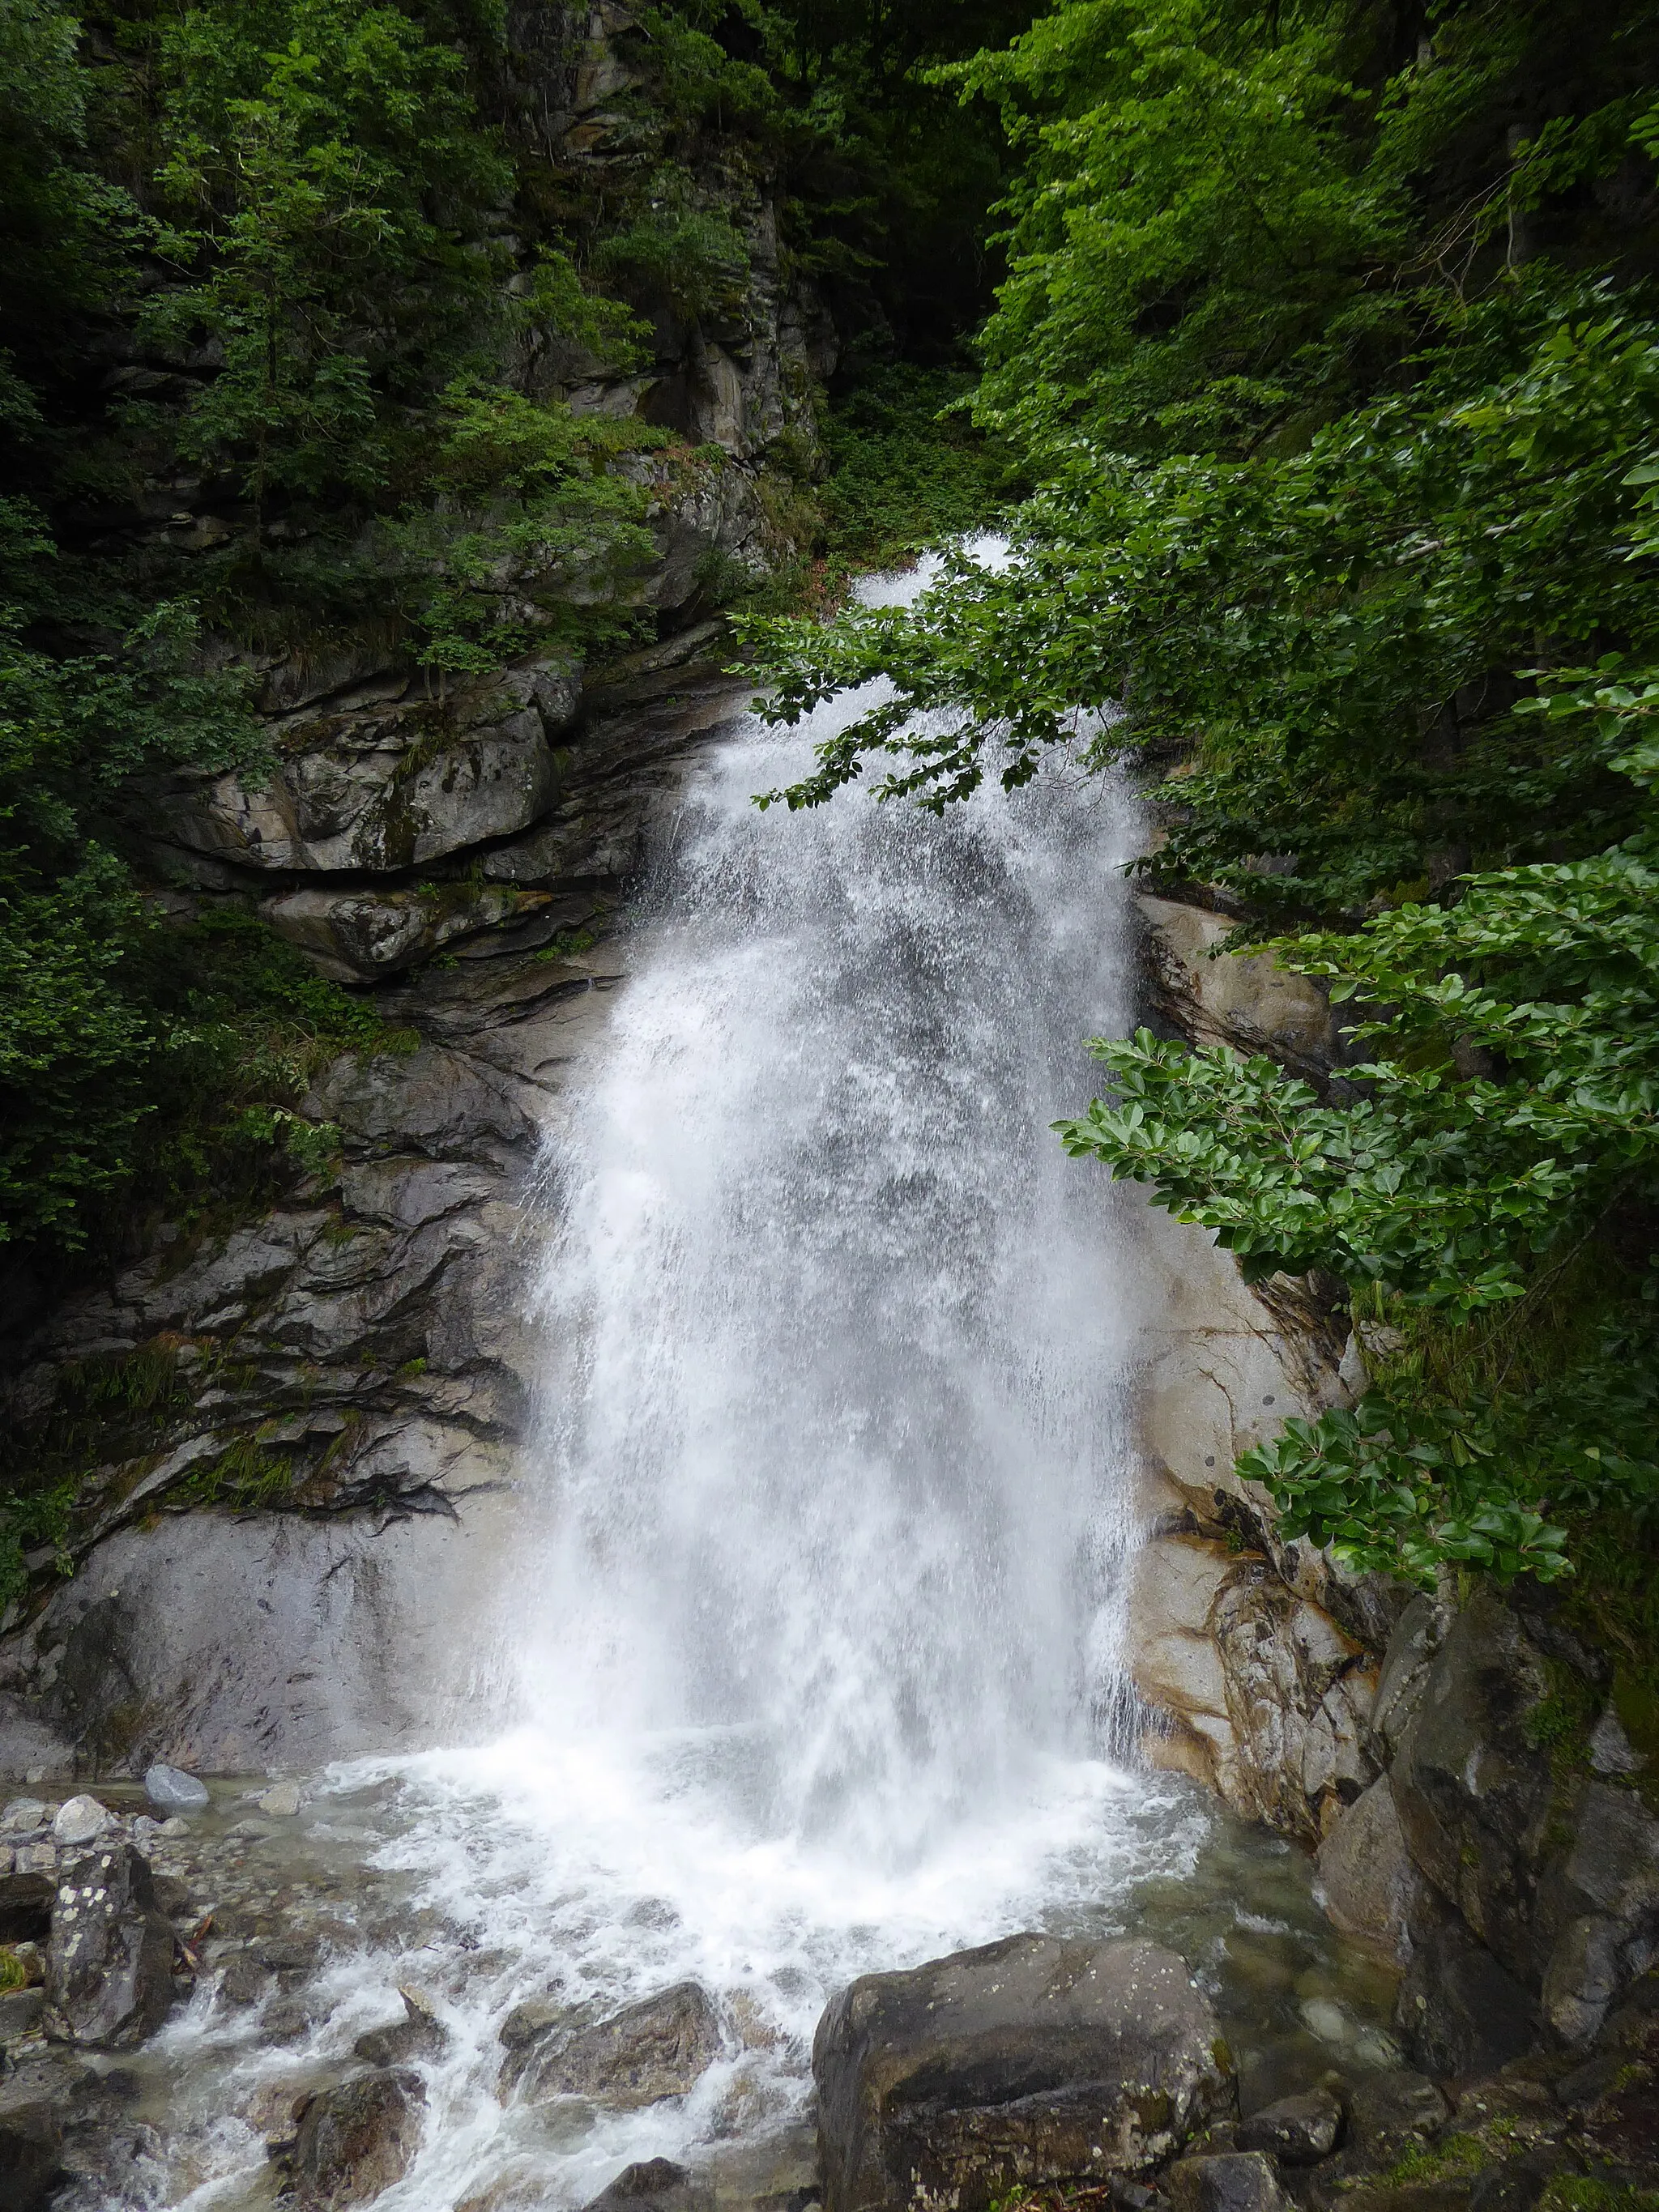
[1127,1524,1381,1843]
[1316,1775,1423,1960]
[1139,895,1337,1075]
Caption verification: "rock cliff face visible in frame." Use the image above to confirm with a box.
[1124,894,1395,1848]
[1126,889,1659,2084]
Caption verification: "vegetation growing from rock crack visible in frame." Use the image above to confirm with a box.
[744,0,1659,1647]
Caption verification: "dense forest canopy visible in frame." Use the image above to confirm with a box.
[2,0,1657,1670]
[745,0,1659,1656]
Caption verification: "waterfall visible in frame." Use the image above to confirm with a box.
[147,554,1214,2212]
[516,552,1149,1862]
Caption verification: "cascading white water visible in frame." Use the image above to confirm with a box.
[146,553,1221,2212]
[513,557,1148,1867]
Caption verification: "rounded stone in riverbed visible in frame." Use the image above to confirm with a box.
[144,1764,210,1815]
[52,1796,115,1848]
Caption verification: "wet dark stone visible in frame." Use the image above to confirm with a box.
[288,2067,425,2209]
[1163,2151,1290,2212]
[1466,2154,1560,2212]
[218,1954,269,2006]
[353,1987,448,2068]
[1237,2088,1343,2165]
[500,1995,567,2048]
[0,2073,62,2212]
[0,1869,55,1946]
[254,1936,319,1972]
[813,1934,1232,2212]
[1345,2073,1449,2155]
[1396,1900,1536,2081]
[582,2156,717,2212]
[42,1844,176,2049]
[510,1979,723,2109]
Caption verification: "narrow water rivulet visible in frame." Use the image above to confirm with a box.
[116,557,1399,2212]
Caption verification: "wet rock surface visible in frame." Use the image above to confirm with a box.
[1164,2150,1291,2212]
[0,1769,1420,2212]
[813,1933,1233,2212]
[508,1979,727,2109]
[582,2155,719,2212]
[283,2065,427,2208]
[1236,2090,1343,2166]
[41,1843,177,2048]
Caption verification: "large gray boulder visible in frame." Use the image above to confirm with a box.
[508,1981,725,2108]
[813,1934,1232,2212]
[289,2067,426,2208]
[143,1763,209,1815]
[42,1844,177,2048]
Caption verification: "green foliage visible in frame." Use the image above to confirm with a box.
[949,0,1405,459]
[384,377,663,677]
[0,490,265,1249]
[743,277,1659,869]
[148,0,513,512]
[127,903,404,1223]
[817,366,1017,569]
[1056,729,1659,1583]
[0,0,142,418]
[595,162,754,319]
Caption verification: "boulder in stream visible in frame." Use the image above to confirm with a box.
[41,1844,177,2048]
[288,2068,426,2208]
[813,1933,1232,2212]
[581,2157,717,2212]
[144,1763,209,1815]
[0,2069,63,2212]
[507,1980,725,2109]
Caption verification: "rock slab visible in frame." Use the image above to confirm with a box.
[813,1934,1232,2212]
[42,1844,176,2048]
[510,1980,724,2108]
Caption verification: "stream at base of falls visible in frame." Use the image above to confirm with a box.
[53,553,1405,2210]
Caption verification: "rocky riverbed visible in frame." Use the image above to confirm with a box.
[0,1764,1415,2212]
[3,1767,1654,2212]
